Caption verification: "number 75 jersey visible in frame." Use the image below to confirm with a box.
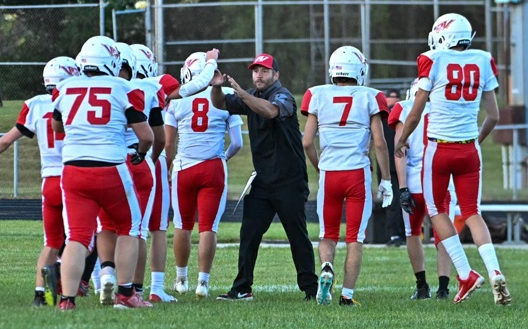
[417,49,499,141]
[300,84,388,171]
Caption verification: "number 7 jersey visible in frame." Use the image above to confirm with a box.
[417,49,499,141]
[300,84,388,171]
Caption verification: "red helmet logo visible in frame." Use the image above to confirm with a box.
[434,19,455,33]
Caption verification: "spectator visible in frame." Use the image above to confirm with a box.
[378,89,405,247]
[301,45,392,306]
[211,53,318,301]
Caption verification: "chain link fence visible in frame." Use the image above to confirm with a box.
[0,0,509,198]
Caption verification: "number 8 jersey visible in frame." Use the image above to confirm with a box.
[416,49,499,141]
[52,75,145,164]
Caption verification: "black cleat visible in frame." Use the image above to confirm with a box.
[339,296,360,306]
[411,284,431,300]
[31,293,47,307]
[436,289,450,300]
[42,263,60,306]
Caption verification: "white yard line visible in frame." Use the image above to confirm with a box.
[217,242,528,249]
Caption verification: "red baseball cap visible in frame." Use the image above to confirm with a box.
[248,53,279,71]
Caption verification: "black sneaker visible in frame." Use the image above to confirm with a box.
[411,284,431,300]
[216,290,254,301]
[31,292,47,307]
[386,237,404,247]
[42,263,60,306]
[339,296,360,306]
[304,293,316,301]
[436,289,450,300]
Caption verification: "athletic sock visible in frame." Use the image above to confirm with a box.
[478,243,501,277]
[442,235,471,280]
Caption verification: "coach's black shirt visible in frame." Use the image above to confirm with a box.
[225,80,308,189]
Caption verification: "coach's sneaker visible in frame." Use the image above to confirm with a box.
[173,277,189,294]
[490,270,511,306]
[149,290,178,303]
[454,270,484,304]
[316,262,334,305]
[339,296,360,306]
[195,280,209,299]
[411,284,431,300]
[100,274,116,305]
[216,290,254,301]
[114,292,153,309]
[42,264,60,306]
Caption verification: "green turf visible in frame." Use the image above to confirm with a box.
[1,99,527,200]
[0,220,525,329]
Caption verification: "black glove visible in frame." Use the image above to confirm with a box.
[399,187,416,215]
[131,152,147,165]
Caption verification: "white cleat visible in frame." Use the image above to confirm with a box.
[149,290,178,303]
[490,271,512,306]
[100,274,116,305]
[173,277,189,294]
[195,280,209,299]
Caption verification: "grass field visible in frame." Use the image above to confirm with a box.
[1,100,528,200]
[0,220,526,329]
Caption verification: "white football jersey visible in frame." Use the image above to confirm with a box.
[52,75,145,163]
[301,84,388,171]
[388,100,431,193]
[125,78,164,147]
[416,49,499,141]
[147,74,180,98]
[16,94,63,177]
[165,86,243,171]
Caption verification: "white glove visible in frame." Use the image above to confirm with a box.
[377,179,393,208]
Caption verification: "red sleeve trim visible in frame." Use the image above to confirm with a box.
[375,91,389,119]
[16,103,30,125]
[128,89,145,112]
[300,89,313,116]
[387,102,403,130]
[159,74,180,96]
[417,54,433,79]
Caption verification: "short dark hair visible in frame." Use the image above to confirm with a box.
[386,89,401,98]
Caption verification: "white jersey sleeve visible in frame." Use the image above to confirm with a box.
[300,84,389,171]
[165,86,238,171]
[16,94,63,177]
[124,78,164,148]
[416,49,499,141]
[52,75,145,163]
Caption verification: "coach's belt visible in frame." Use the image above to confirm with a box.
[428,137,476,144]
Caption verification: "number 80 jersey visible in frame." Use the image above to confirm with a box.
[300,84,388,171]
[416,49,499,141]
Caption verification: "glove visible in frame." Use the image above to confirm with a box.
[377,179,393,208]
[131,152,146,165]
[399,187,416,214]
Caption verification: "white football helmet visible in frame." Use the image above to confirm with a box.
[405,78,420,101]
[130,44,158,78]
[116,42,137,80]
[428,13,475,50]
[180,52,207,84]
[328,46,368,86]
[43,56,80,94]
[77,36,121,76]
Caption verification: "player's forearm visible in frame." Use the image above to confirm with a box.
[210,86,227,109]
[178,60,217,98]
[374,142,391,181]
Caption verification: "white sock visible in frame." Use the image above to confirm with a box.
[151,272,165,294]
[198,272,210,283]
[442,235,471,280]
[91,258,101,291]
[176,266,188,279]
[321,262,333,271]
[341,287,354,299]
[478,243,501,277]
[36,286,45,292]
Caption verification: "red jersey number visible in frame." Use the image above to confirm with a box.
[445,64,480,101]
[334,96,353,126]
[43,112,65,149]
[191,98,209,132]
[64,87,112,125]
